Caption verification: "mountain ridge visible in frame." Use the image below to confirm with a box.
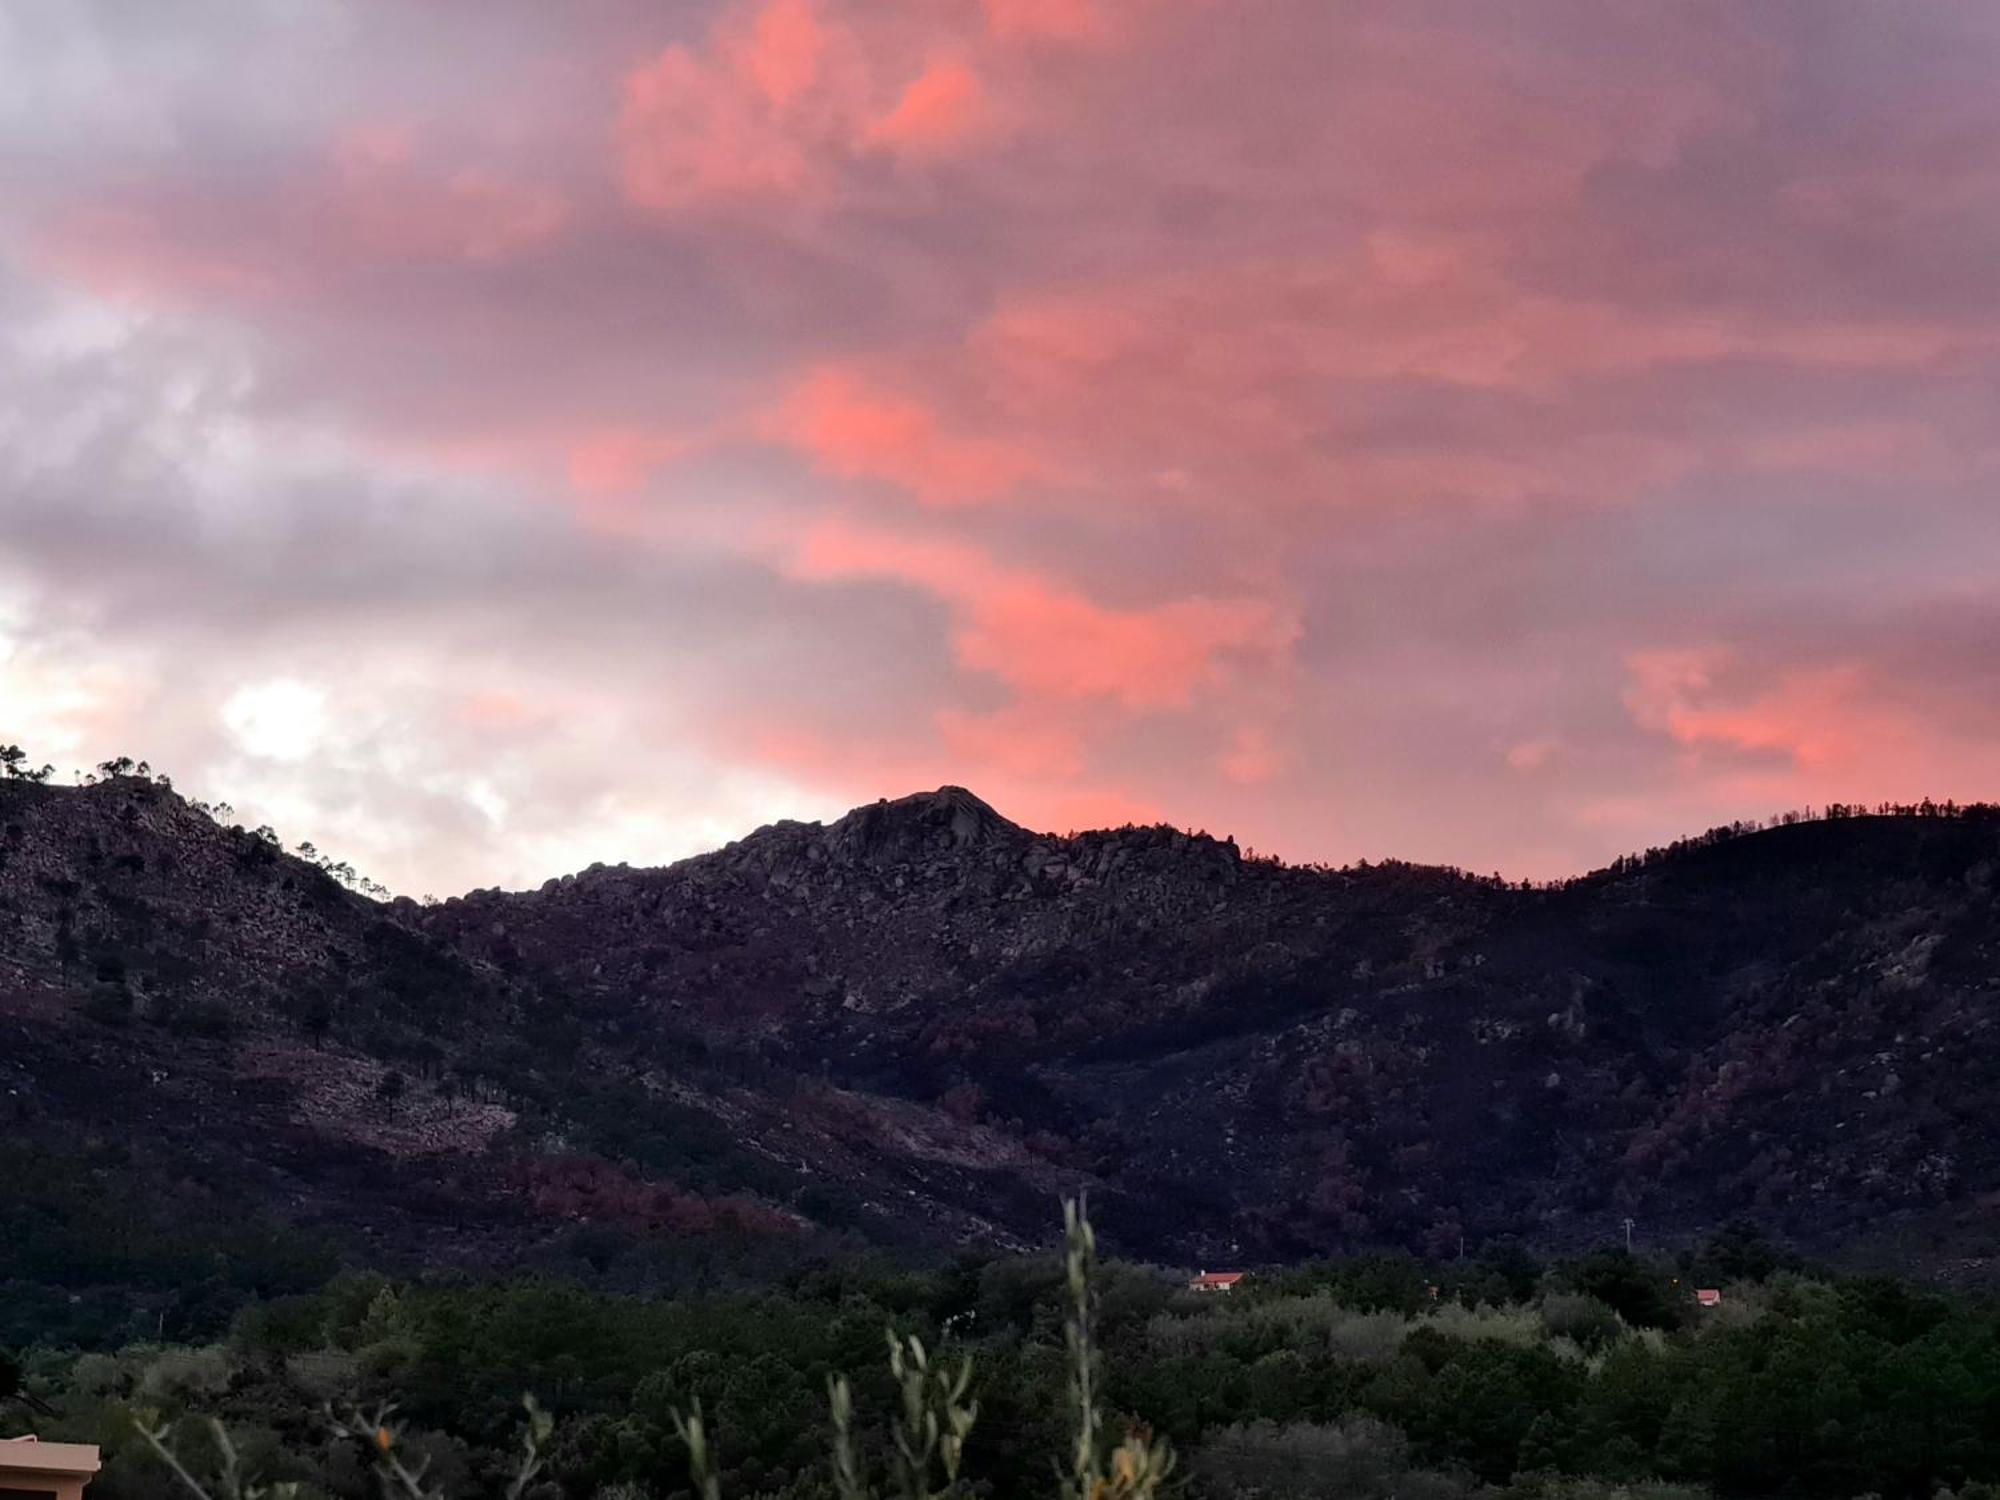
[6,768,2000,1307]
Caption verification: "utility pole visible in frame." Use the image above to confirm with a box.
[1622,1216,1635,1253]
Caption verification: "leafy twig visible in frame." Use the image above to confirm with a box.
[1060,1197,1174,1500]
[327,1402,441,1499]
[886,1332,978,1500]
[829,1376,869,1500]
[671,1399,723,1500]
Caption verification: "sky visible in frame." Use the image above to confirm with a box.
[1,1,1997,897]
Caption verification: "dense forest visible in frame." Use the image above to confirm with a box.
[9,1214,2000,1500]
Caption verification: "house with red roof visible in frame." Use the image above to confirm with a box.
[1189,1270,1246,1293]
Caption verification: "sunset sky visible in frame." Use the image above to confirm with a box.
[2,1,1997,895]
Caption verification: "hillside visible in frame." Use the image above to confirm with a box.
[6,772,2000,1327]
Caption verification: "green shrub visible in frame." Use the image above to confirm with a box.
[1539,1295,1623,1353]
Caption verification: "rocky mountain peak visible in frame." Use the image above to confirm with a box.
[823,786,1023,866]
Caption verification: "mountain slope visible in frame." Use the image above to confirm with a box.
[421,788,2000,1261]
[6,774,2000,1295]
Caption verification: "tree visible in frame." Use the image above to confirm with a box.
[0,747,50,783]
[1568,1249,1683,1331]
[1478,1237,1545,1302]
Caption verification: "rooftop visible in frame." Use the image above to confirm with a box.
[0,1437,102,1476]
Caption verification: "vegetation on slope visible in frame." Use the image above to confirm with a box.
[8,1219,2000,1500]
[11,764,2000,1270]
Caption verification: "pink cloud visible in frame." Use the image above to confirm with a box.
[1220,724,1286,785]
[41,125,568,308]
[970,257,1984,431]
[566,428,690,496]
[962,584,1289,709]
[619,41,820,207]
[775,367,1038,505]
[1504,738,1560,773]
[983,0,1108,44]
[790,248,1983,527]
[1739,422,1947,476]
[13,0,2000,892]
[746,722,940,793]
[457,692,551,730]
[784,521,1296,710]
[935,704,1085,779]
[1622,649,1838,770]
[867,58,987,152]
[331,133,569,262]
[1619,647,1982,799]
[1036,785,1166,832]
[616,0,1022,215]
[42,201,286,302]
[725,0,828,108]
